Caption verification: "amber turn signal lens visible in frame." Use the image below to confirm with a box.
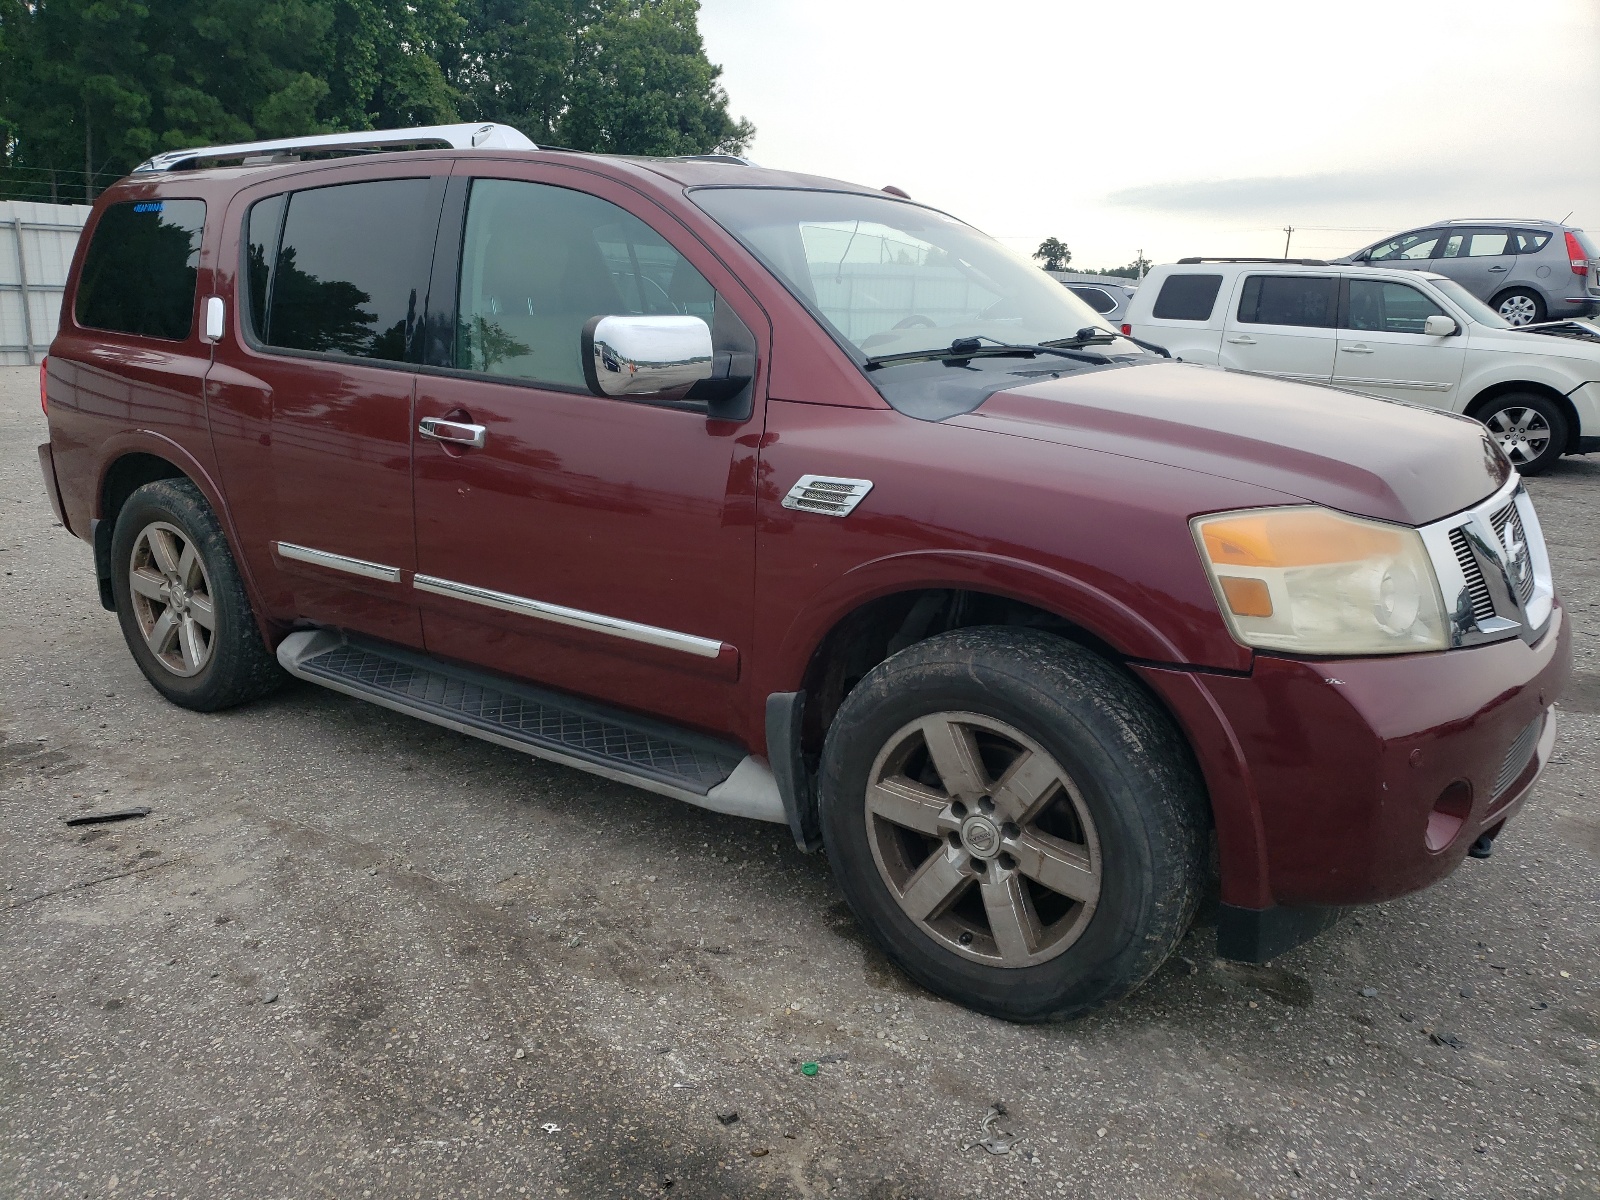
[1201,508,1404,568]
[1218,576,1272,617]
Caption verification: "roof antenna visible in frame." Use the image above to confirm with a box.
[1560,210,1573,223]
[882,185,910,199]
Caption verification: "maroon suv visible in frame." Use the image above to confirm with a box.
[36,124,1570,1021]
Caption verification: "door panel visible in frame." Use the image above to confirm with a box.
[412,169,766,741]
[207,171,444,645]
[1334,279,1465,408]
[1218,274,1338,382]
[1433,228,1517,299]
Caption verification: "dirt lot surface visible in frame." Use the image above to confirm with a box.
[1,365,1597,1199]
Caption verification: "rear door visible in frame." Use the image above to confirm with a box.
[408,164,767,739]
[207,171,445,646]
[1432,227,1517,300]
[1334,277,1466,408]
[1219,273,1338,382]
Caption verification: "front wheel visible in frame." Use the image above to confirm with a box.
[111,479,284,711]
[818,627,1208,1022]
[1478,393,1567,475]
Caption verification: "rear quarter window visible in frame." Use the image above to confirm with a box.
[74,199,206,340]
[1151,274,1222,321]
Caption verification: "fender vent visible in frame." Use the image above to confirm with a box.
[781,475,873,517]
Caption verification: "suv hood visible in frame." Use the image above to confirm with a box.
[952,361,1509,526]
[1467,320,1600,361]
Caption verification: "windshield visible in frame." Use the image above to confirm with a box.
[691,188,1109,360]
[1429,277,1510,329]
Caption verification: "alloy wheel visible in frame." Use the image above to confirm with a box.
[1497,294,1540,326]
[864,712,1101,968]
[128,521,216,677]
[1485,407,1552,467]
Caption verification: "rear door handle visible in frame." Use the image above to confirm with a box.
[419,417,487,448]
[1341,344,1375,354]
[1225,334,1256,344]
[1487,265,1509,272]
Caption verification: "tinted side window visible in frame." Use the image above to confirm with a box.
[1151,274,1222,320]
[455,178,723,388]
[267,179,436,361]
[1237,275,1338,327]
[1068,285,1117,314]
[244,194,285,343]
[1345,280,1445,333]
[75,199,206,340]
[1510,230,1552,254]
[1439,229,1513,259]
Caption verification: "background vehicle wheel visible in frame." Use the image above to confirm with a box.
[818,627,1208,1022]
[111,479,284,711]
[1492,289,1545,326]
[1477,393,1567,475]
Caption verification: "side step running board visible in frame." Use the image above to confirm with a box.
[275,630,785,824]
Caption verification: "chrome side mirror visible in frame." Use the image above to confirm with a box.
[1423,314,1458,336]
[582,315,713,397]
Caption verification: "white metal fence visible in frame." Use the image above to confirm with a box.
[1,201,91,366]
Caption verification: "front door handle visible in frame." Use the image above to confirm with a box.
[1341,344,1375,354]
[419,416,487,448]
[1225,334,1256,344]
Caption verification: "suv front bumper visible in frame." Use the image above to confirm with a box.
[1135,598,1570,915]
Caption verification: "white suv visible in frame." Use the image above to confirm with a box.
[1123,258,1600,474]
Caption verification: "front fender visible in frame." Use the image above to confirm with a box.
[764,547,1227,700]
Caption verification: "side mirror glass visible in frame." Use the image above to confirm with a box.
[1423,314,1458,336]
[582,314,713,397]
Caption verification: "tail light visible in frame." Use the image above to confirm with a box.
[1120,323,1132,335]
[39,357,47,415]
[1565,230,1589,276]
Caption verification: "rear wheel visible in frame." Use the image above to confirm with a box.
[111,479,284,711]
[1477,393,1567,475]
[818,627,1208,1022]
[1492,288,1545,326]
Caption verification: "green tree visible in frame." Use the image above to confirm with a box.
[1032,236,1071,272]
[0,0,752,203]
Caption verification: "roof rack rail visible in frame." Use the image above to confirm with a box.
[132,122,536,174]
[659,154,753,165]
[1176,256,1330,266]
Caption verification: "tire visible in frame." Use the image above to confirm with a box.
[1492,288,1545,327]
[110,478,284,711]
[818,627,1208,1022]
[1477,392,1568,476]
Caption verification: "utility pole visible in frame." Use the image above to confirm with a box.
[1137,248,1146,280]
[1282,225,1294,258]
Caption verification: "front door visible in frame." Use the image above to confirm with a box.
[209,172,444,646]
[1218,273,1339,383]
[411,169,766,740]
[1334,277,1466,408]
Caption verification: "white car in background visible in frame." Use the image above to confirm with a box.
[1122,258,1600,474]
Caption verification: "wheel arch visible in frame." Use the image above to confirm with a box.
[92,434,274,638]
[1465,380,1582,454]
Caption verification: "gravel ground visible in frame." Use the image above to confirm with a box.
[1,365,1596,1200]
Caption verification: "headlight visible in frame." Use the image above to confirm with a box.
[1192,507,1448,655]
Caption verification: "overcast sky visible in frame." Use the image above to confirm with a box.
[698,0,1600,271]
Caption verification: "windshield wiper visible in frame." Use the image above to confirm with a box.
[866,335,1111,370]
[1044,326,1173,359]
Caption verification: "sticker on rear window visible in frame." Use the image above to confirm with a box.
[132,202,164,213]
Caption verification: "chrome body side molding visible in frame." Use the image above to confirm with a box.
[412,573,725,659]
[274,541,402,583]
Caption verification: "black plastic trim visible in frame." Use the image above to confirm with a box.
[766,691,820,853]
[1216,903,1343,963]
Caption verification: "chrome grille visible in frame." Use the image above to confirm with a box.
[1448,527,1496,624]
[1492,503,1536,604]
[1493,716,1542,797]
